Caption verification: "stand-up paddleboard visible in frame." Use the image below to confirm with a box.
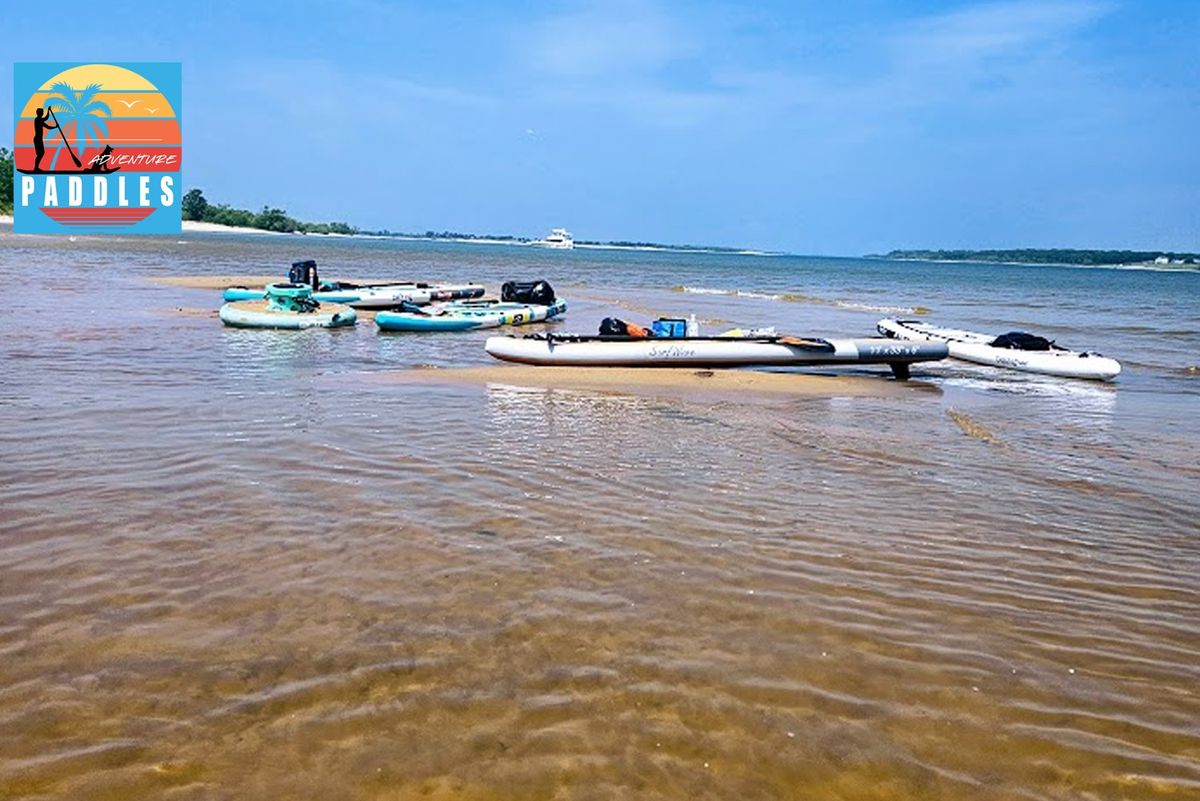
[876,319,1121,381]
[219,283,357,329]
[223,281,485,308]
[376,299,567,332]
[484,334,947,379]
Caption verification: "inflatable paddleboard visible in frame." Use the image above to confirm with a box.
[219,283,357,329]
[485,334,946,378]
[876,319,1120,381]
[376,299,567,332]
[223,281,485,308]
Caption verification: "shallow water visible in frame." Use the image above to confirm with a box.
[1,229,1198,800]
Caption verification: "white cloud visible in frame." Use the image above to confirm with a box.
[894,0,1113,64]
[518,0,695,80]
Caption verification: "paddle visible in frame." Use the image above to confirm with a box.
[47,106,82,169]
[778,336,835,352]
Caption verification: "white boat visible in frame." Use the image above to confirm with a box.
[876,319,1121,381]
[532,228,574,249]
[485,334,947,379]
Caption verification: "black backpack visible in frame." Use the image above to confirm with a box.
[991,331,1054,351]
[288,259,319,288]
[502,279,555,305]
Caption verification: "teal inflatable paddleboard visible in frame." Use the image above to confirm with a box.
[375,299,567,332]
[219,283,357,329]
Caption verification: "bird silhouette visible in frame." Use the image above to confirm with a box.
[146,107,160,114]
[118,99,139,109]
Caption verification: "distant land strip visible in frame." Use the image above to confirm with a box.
[168,185,762,253]
[874,248,1200,268]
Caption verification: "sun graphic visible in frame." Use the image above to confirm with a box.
[16,63,182,174]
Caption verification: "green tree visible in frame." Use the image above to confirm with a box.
[43,82,111,168]
[0,147,12,214]
[181,188,208,221]
[206,204,256,228]
[254,206,298,233]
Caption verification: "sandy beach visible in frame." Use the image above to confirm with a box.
[181,219,287,235]
[0,215,276,237]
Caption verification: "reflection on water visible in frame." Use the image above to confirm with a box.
[939,372,1120,423]
[1,230,1199,800]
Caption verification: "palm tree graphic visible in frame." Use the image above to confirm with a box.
[43,82,111,170]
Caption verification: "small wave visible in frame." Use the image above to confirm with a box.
[675,286,823,303]
[836,301,932,315]
[676,286,781,300]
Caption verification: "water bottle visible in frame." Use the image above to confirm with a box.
[686,314,699,337]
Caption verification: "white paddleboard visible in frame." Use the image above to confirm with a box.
[485,334,947,378]
[876,319,1120,381]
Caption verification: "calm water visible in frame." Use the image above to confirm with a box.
[1,228,1198,800]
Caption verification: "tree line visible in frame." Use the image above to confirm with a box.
[182,188,356,235]
[0,148,13,215]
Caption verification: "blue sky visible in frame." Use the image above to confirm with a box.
[5,0,1198,253]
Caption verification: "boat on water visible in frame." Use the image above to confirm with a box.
[876,319,1121,381]
[485,333,946,379]
[376,298,568,332]
[219,283,356,329]
[531,228,574,249]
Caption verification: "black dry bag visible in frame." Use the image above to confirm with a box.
[289,259,318,289]
[599,317,629,336]
[501,279,556,305]
[990,331,1053,351]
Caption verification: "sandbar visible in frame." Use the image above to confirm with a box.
[380,365,936,400]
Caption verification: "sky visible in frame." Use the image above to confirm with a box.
[4,0,1198,254]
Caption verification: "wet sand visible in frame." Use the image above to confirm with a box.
[385,364,931,400]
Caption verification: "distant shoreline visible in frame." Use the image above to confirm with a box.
[181,223,777,254]
[366,232,778,256]
[871,248,1200,270]
[873,255,1200,273]
[3,215,1194,269]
